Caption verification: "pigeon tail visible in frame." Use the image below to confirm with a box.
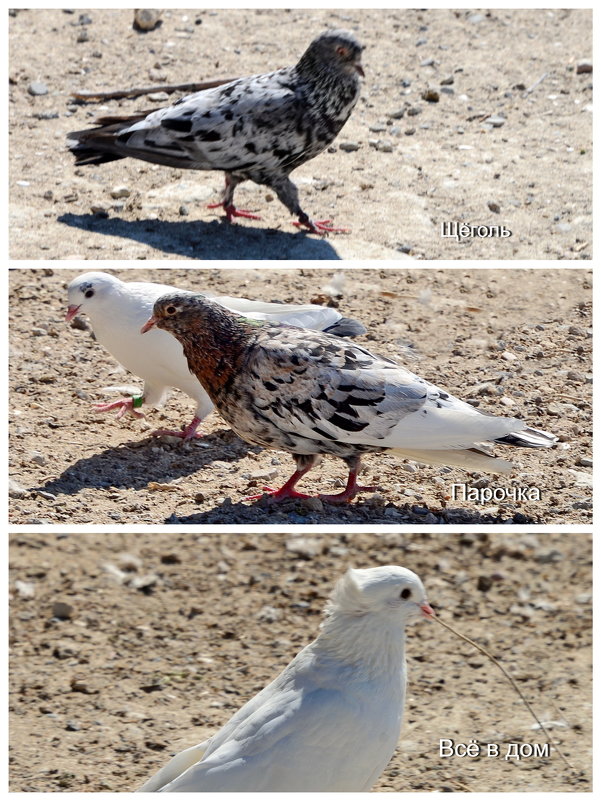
[137,741,208,792]
[390,447,513,474]
[494,426,557,448]
[323,316,366,338]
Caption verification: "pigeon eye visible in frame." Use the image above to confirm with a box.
[165,305,178,315]
[336,45,350,59]
[400,588,411,599]
[84,289,94,298]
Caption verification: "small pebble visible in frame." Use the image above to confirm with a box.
[9,479,28,498]
[576,60,592,74]
[52,601,73,620]
[134,9,163,31]
[339,142,360,152]
[110,185,130,199]
[28,81,48,96]
[421,88,439,102]
[15,580,35,599]
[286,536,323,557]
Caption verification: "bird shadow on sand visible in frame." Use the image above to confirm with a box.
[164,498,540,525]
[57,213,343,259]
[34,431,257,498]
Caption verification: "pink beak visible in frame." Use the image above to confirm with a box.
[65,304,81,322]
[420,602,434,619]
[140,316,156,334]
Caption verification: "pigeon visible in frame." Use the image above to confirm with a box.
[66,271,366,441]
[67,30,364,234]
[142,293,557,503]
[138,565,433,792]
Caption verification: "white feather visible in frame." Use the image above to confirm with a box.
[137,566,430,793]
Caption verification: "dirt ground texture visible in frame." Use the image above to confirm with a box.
[8,7,592,260]
[8,267,592,526]
[8,531,592,792]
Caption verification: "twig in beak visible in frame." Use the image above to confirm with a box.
[429,612,574,771]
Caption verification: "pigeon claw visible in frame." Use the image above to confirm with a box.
[151,416,204,442]
[208,202,262,222]
[94,397,145,420]
[319,484,378,505]
[244,485,313,503]
[292,218,350,235]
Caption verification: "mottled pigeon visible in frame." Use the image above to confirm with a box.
[141,294,557,503]
[67,30,364,233]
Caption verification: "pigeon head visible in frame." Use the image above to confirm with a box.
[299,29,365,78]
[141,292,230,337]
[327,565,433,624]
[66,271,122,322]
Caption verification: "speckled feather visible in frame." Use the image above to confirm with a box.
[147,294,556,500]
[68,30,363,229]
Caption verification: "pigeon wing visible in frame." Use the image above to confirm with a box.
[110,70,313,174]
[157,683,371,792]
[242,331,523,451]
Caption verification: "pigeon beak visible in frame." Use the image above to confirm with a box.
[140,316,157,334]
[420,602,434,620]
[355,62,365,77]
[65,304,81,322]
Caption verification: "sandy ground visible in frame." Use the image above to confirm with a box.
[8,531,592,792]
[8,267,592,526]
[8,7,592,260]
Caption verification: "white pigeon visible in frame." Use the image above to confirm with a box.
[138,565,433,792]
[66,271,366,440]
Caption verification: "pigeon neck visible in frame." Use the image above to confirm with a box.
[315,609,407,679]
[175,309,253,401]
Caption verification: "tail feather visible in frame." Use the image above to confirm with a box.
[323,316,366,338]
[67,111,159,166]
[495,426,557,448]
[137,741,208,792]
[391,447,513,474]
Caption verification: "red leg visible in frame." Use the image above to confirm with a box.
[319,463,377,505]
[208,175,261,221]
[244,460,316,502]
[94,397,145,420]
[292,218,350,234]
[207,202,262,221]
[151,415,204,442]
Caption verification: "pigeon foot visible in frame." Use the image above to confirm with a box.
[207,202,262,221]
[151,416,204,442]
[245,485,313,502]
[293,218,350,234]
[245,463,316,502]
[319,483,377,504]
[94,397,145,420]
